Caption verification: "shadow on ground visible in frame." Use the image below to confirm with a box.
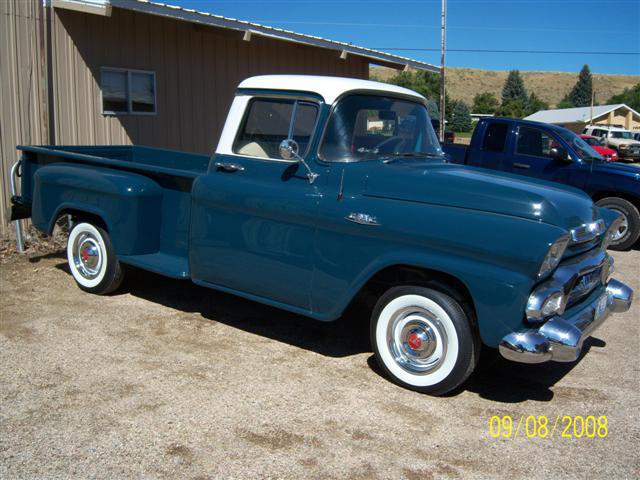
[44,256,602,403]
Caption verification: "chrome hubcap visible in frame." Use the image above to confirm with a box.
[387,306,447,375]
[609,209,629,242]
[73,233,103,279]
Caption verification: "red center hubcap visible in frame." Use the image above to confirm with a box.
[407,332,422,350]
[81,249,90,262]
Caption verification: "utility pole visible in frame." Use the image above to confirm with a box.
[439,0,447,142]
[589,88,595,127]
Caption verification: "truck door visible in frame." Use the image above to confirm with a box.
[506,125,582,186]
[467,121,512,171]
[189,97,321,311]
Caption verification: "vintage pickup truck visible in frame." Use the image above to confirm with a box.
[443,117,640,250]
[10,76,633,395]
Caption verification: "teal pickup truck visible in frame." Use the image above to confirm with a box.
[10,75,633,395]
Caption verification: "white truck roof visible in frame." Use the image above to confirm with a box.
[238,75,426,104]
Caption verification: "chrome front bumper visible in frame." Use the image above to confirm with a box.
[499,279,633,364]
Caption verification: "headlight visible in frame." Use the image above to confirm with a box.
[537,235,570,279]
[526,287,566,322]
[602,215,625,250]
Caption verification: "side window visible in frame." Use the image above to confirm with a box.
[516,126,555,158]
[482,122,508,152]
[233,98,317,159]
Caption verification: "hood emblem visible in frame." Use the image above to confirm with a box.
[346,213,381,226]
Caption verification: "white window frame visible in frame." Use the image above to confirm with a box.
[100,67,157,116]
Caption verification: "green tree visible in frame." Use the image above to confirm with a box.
[450,100,472,132]
[556,97,574,109]
[495,98,527,118]
[472,92,499,114]
[387,70,440,101]
[566,65,593,107]
[525,92,549,116]
[607,83,640,111]
[501,70,527,104]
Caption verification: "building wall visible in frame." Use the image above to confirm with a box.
[0,0,49,234]
[50,7,369,154]
[1,3,370,235]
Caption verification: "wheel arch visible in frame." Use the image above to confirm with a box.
[51,205,111,235]
[348,263,478,327]
[592,190,640,211]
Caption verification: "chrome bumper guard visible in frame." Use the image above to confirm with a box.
[499,278,633,364]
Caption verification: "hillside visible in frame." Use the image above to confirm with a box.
[370,66,639,108]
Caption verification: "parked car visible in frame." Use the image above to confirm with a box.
[430,118,456,143]
[10,76,633,395]
[579,134,618,161]
[583,125,640,161]
[444,117,640,250]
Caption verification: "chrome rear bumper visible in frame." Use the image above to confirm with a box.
[499,279,633,364]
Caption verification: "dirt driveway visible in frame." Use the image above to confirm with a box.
[1,247,638,479]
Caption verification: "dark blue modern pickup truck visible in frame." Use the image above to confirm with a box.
[9,76,634,395]
[443,117,640,250]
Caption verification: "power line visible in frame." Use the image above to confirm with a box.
[370,48,640,55]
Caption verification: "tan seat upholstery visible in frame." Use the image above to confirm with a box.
[237,142,269,158]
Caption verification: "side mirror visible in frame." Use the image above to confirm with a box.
[279,138,299,160]
[278,138,319,184]
[550,147,571,162]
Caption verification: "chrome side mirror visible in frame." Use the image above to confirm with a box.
[278,138,319,184]
[279,138,299,160]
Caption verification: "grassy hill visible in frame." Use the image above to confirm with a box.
[370,66,639,108]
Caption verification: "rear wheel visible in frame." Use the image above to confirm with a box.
[370,286,479,396]
[67,222,124,294]
[596,197,640,251]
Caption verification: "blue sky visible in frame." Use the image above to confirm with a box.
[171,0,639,75]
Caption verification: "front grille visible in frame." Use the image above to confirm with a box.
[567,267,602,306]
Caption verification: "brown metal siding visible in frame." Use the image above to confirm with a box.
[51,7,369,154]
[0,0,48,234]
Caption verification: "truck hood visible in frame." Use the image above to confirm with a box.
[363,160,598,230]
[591,160,640,178]
[606,138,640,147]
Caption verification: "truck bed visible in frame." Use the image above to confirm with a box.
[16,145,212,279]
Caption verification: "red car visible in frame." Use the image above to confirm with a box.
[579,135,618,161]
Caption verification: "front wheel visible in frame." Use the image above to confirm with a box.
[67,222,124,294]
[595,197,640,251]
[370,286,479,396]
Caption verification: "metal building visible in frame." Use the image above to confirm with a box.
[0,0,438,234]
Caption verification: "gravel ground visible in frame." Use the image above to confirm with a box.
[1,247,638,479]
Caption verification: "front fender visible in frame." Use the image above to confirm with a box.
[32,163,163,255]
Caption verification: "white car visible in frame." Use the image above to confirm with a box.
[583,125,640,161]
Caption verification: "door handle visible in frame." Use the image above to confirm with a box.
[513,162,531,169]
[214,162,245,172]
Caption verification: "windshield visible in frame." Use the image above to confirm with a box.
[583,136,602,147]
[558,129,602,160]
[610,131,633,139]
[319,94,442,161]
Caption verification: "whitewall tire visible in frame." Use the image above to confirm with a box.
[371,286,478,395]
[67,222,124,294]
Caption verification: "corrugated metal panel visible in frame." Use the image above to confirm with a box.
[50,6,370,154]
[0,0,48,235]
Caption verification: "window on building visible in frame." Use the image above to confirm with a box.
[101,67,156,115]
[482,122,508,152]
[233,98,318,159]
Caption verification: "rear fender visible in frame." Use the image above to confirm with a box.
[32,163,163,255]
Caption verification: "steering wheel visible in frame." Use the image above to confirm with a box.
[373,136,404,154]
